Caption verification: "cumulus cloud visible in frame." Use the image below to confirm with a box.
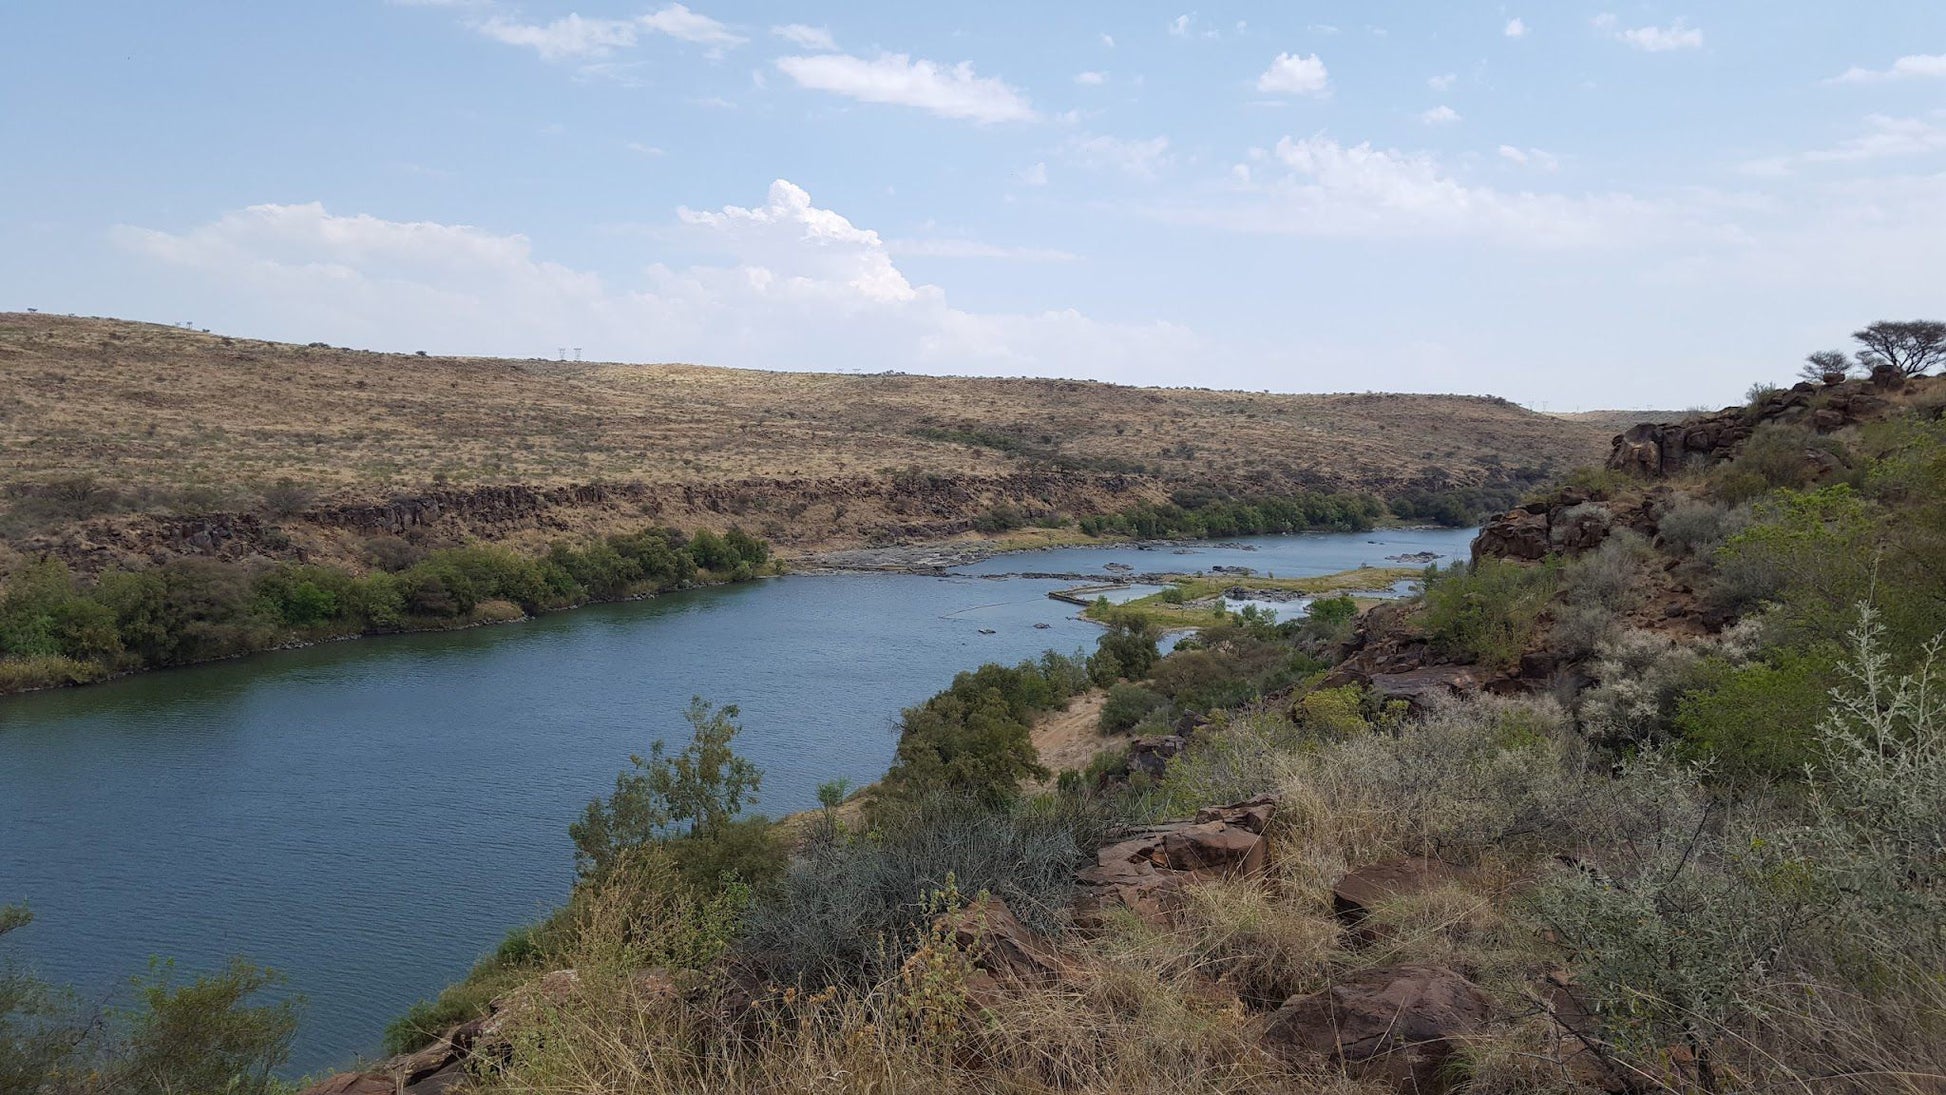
[1074,70,1106,85]
[112,184,1197,380]
[472,5,741,61]
[1256,52,1330,96]
[1066,134,1172,178]
[774,52,1036,123]
[1504,17,1527,38]
[1827,53,1946,84]
[1428,72,1456,92]
[1420,105,1461,125]
[1594,13,1702,52]
[770,23,835,51]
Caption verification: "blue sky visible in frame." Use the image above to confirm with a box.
[3,2,1943,407]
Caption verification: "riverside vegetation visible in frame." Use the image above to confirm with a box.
[0,526,773,693]
[0,312,1612,694]
[4,332,1944,1094]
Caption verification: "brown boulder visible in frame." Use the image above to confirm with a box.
[1263,964,1492,1093]
[1074,797,1277,929]
[1367,666,1479,711]
[1331,857,1468,936]
[936,895,1064,986]
[1470,508,1549,562]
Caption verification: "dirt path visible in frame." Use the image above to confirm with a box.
[1028,690,1113,787]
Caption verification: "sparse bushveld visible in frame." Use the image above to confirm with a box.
[0,313,1607,579]
[7,330,1946,1095]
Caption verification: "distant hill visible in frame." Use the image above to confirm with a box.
[0,313,1619,568]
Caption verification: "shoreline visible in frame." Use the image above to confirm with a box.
[0,572,770,702]
[1,524,1466,702]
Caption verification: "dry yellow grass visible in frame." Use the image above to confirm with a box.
[0,312,1620,568]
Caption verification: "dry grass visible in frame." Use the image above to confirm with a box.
[1,313,1616,567]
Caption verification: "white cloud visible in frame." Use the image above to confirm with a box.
[1256,52,1330,96]
[1826,53,1946,84]
[1074,70,1106,85]
[1743,114,1946,174]
[1018,162,1049,186]
[472,6,741,61]
[1498,145,1560,171]
[1100,33,1115,48]
[1504,17,1527,38]
[474,14,638,61]
[113,185,1198,381]
[1420,105,1462,125]
[1067,134,1172,178]
[1187,135,1673,247]
[1428,72,1457,92]
[639,4,742,47]
[888,238,1078,262]
[774,52,1036,123]
[1169,15,1191,37]
[626,141,666,156]
[770,23,836,51]
[1594,14,1703,52]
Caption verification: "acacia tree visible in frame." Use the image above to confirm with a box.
[1851,320,1946,377]
[1796,349,1852,383]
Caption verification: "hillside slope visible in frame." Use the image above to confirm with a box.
[0,313,1613,569]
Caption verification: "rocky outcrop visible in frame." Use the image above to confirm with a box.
[19,470,1155,575]
[1262,964,1493,1094]
[1605,374,1895,480]
[1073,796,1277,929]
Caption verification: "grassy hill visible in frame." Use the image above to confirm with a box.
[0,313,1618,569]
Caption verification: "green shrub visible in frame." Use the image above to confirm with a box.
[876,654,1087,808]
[1674,647,1835,782]
[1098,683,1169,734]
[1093,612,1160,681]
[1421,558,1561,669]
[743,796,1088,988]
[570,698,763,880]
[109,959,298,1095]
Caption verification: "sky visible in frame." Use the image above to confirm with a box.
[2,2,1943,409]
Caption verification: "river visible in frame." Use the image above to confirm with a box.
[0,527,1472,1075]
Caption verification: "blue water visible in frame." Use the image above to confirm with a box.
[0,528,1472,1076]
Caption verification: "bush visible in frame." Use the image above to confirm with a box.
[1420,558,1561,669]
[1092,613,1160,682]
[1673,647,1835,783]
[1098,683,1169,734]
[108,959,298,1095]
[876,654,1087,808]
[570,698,763,880]
[1578,629,1717,750]
[1656,494,1749,558]
[744,796,1088,988]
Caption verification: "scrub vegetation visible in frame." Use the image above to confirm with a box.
[5,344,1944,1094]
